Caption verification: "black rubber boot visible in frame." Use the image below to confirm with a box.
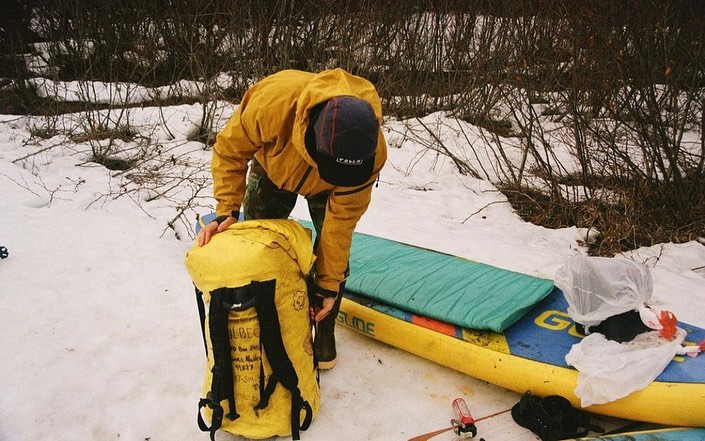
[314,293,343,370]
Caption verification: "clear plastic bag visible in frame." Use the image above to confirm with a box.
[555,255,701,406]
[554,255,653,329]
[565,329,686,407]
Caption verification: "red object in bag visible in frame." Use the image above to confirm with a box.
[658,310,677,340]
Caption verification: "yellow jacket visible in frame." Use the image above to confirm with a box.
[212,68,387,293]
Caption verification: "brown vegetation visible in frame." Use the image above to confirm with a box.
[1,0,703,253]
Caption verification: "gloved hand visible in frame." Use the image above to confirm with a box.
[310,285,337,323]
[197,213,238,246]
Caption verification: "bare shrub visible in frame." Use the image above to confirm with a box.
[3,0,702,250]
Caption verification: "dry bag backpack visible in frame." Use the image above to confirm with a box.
[185,219,319,440]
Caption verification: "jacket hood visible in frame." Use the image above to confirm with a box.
[292,68,383,166]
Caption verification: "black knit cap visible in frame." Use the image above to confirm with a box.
[310,96,379,187]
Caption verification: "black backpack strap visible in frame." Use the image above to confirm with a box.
[197,396,224,441]
[197,285,257,440]
[252,280,313,440]
[194,285,208,357]
[297,394,314,432]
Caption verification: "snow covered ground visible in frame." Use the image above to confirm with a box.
[1,94,704,441]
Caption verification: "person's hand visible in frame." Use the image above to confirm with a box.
[311,296,336,323]
[197,216,236,246]
[310,285,338,322]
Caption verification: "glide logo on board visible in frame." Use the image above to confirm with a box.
[534,310,583,338]
[336,311,375,336]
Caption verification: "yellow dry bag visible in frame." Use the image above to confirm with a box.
[185,219,319,440]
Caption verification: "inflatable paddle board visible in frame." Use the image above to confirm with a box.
[338,289,705,427]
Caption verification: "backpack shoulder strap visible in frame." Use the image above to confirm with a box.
[194,285,208,357]
[197,285,257,441]
[252,280,313,440]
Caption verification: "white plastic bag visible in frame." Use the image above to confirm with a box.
[565,329,686,407]
[554,255,653,328]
